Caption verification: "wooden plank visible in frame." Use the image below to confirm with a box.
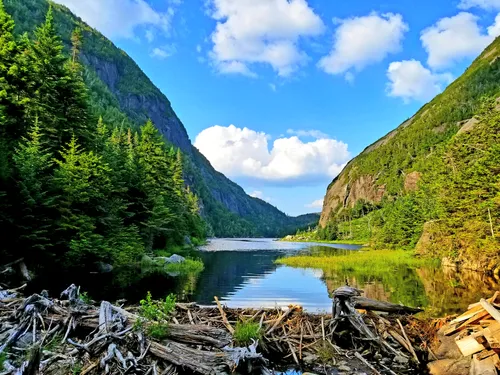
[455,335,485,356]
[481,299,500,324]
[445,310,491,336]
[468,292,499,310]
[483,322,500,349]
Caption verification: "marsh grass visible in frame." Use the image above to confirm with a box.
[276,249,437,275]
[233,321,262,346]
[164,259,204,274]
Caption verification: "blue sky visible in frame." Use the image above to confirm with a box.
[56,0,500,216]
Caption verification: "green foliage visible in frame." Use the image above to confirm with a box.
[318,34,500,260]
[164,259,204,274]
[137,292,176,340]
[0,5,206,271]
[233,321,262,346]
[79,291,91,304]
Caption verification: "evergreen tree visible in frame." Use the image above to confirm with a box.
[29,7,89,151]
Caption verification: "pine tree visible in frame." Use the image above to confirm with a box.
[12,122,55,260]
[29,7,89,151]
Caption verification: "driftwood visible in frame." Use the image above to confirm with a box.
[0,284,431,375]
[353,296,423,314]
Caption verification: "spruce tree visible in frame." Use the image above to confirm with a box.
[30,7,89,151]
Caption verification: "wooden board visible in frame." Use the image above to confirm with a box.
[467,292,499,311]
[455,335,485,356]
[484,322,500,349]
[445,310,491,336]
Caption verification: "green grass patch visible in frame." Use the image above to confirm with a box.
[233,321,262,346]
[276,249,437,275]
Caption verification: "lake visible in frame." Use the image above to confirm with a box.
[30,238,500,316]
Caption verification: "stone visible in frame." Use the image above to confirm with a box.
[338,365,351,371]
[302,353,319,364]
[184,236,192,245]
[427,358,470,375]
[167,254,185,264]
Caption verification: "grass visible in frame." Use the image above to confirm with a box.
[233,321,262,346]
[276,249,438,276]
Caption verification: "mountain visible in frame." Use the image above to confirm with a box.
[4,0,319,238]
[319,37,500,268]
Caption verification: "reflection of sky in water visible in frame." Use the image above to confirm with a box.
[221,266,332,312]
[200,238,361,252]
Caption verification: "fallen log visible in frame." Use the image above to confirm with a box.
[352,296,423,314]
[149,340,231,375]
[168,324,231,348]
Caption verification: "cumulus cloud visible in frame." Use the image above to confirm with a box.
[459,0,500,10]
[194,125,350,183]
[305,199,324,209]
[421,12,500,69]
[53,0,176,40]
[318,13,408,78]
[206,0,325,77]
[286,129,328,139]
[150,45,177,59]
[386,60,453,102]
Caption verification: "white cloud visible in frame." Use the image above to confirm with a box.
[488,14,500,36]
[248,190,272,202]
[305,199,324,209]
[53,0,176,40]
[318,13,408,77]
[150,45,177,59]
[269,83,277,92]
[386,60,453,102]
[420,12,500,69]
[196,44,202,53]
[286,129,328,139]
[459,0,500,10]
[207,0,325,77]
[194,125,350,183]
[217,61,258,77]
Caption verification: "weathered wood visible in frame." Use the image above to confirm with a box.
[149,340,230,375]
[480,299,500,324]
[455,335,485,356]
[483,322,500,349]
[352,297,423,314]
[214,296,234,334]
[467,292,499,311]
[445,310,491,336]
[168,324,231,348]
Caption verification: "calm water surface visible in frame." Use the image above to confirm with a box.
[30,238,500,316]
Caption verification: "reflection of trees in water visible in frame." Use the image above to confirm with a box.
[192,251,282,304]
[416,266,500,316]
[322,267,429,309]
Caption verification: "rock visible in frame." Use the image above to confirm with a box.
[141,254,153,264]
[432,325,463,360]
[184,236,192,246]
[338,365,351,372]
[167,254,185,264]
[427,358,470,375]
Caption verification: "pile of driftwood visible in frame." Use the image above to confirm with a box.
[444,291,500,374]
[0,284,429,375]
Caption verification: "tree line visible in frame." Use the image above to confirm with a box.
[0,3,205,273]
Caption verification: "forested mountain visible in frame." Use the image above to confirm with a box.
[318,35,500,268]
[3,0,318,238]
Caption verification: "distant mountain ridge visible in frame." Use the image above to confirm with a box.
[5,0,319,237]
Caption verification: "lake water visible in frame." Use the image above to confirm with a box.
[30,238,500,316]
